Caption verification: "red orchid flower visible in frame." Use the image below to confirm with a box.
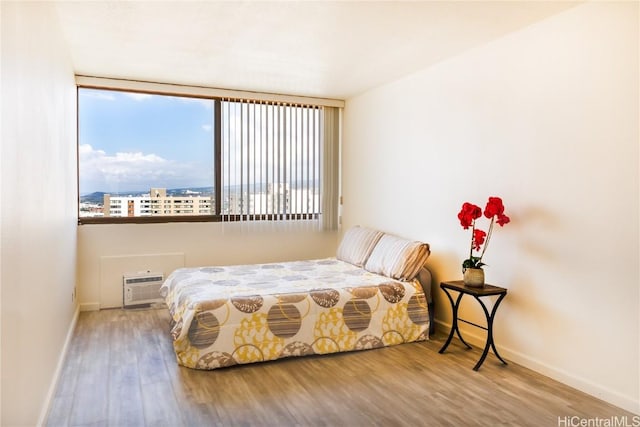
[458,197,510,270]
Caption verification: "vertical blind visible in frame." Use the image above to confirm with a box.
[219,99,339,229]
[321,106,340,231]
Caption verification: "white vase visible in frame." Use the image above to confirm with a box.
[463,268,485,287]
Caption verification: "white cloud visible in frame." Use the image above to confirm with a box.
[79,144,211,194]
[202,124,212,132]
[79,143,105,156]
[124,93,154,101]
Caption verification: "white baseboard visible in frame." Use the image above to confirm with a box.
[434,319,640,415]
[79,302,100,311]
[37,305,80,426]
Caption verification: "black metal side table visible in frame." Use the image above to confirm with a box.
[438,280,508,371]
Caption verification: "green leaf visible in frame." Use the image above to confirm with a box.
[462,257,486,269]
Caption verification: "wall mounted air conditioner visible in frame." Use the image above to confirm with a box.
[123,271,164,307]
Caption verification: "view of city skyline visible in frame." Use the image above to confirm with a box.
[80,184,320,218]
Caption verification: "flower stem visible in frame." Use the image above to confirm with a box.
[479,217,495,263]
[469,220,475,261]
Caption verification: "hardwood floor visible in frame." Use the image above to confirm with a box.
[46,308,634,426]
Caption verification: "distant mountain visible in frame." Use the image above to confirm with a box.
[80,187,215,205]
[166,187,214,197]
[80,192,109,205]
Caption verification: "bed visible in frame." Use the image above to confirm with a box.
[160,227,433,370]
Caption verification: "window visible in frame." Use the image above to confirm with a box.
[78,88,214,221]
[219,100,321,221]
[78,84,340,227]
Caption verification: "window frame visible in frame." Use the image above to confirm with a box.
[76,77,343,225]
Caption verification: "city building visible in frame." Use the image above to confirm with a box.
[103,188,213,217]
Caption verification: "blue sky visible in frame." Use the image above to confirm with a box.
[78,88,214,194]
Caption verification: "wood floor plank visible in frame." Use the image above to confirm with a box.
[107,361,145,427]
[45,308,636,426]
[67,311,111,426]
[140,379,185,427]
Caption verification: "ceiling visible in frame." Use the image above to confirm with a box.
[54,1,578,101]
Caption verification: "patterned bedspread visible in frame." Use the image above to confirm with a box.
[160,258,430,370]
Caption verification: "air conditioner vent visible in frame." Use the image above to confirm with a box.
[123,272,164,307]
[124,275,164,285]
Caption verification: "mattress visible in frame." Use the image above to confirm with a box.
[160,258,430,370]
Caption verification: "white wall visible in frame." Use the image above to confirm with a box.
[78,222,339,309]
[0,2,78,425]
[343,1,638,414]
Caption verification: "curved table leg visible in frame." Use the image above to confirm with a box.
[473,292,508,371]
[439,289,472,354]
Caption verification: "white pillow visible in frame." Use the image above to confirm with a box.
[336,226,384,267]
[364,234,430,281]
